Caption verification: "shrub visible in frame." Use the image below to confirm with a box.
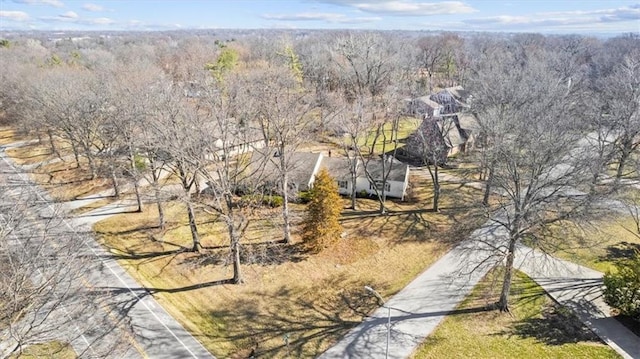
[264,195,284,208]
[356,189,369,198]
[298,191,312,204]
[133,154,147,171]
[603,252,640,321]
[240,194,284,208]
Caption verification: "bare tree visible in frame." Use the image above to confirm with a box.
[248,64,316,244]
[329,32,404,214]
[599,51,640,181]
[405,116,458,212]
[468,46,607,312]
[146,80,206,252]
[197,72,266,284]
[0,181,126,357]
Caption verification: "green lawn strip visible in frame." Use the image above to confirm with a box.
[541,216,640,273]
[412,270,620,359]
[352,117,420,155]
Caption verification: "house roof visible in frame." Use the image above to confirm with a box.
[437,117,466,147]
[414,96,442,109]
[445,86,471,104]
[361,157,409,182]
[457,113,481,133]
[251,150,323,188]
[319,156,353,181]
[431,86,470,109]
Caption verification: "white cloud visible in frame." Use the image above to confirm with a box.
[262,12,349,21]
[82,3,105,12]
[13,0,64,8]
[336,16,381,23]
[465,4,640,30]
[86,17,114,25]
[319,1,477,16]
[0,10,30,21]
[262,12,381,24]
[60,11,78,19]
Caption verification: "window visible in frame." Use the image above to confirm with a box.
[337,180,348,189]
[370,181,390,192]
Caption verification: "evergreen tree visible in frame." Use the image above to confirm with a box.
[302,168,343,252]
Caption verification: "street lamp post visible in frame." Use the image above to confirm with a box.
[364,286,390,359]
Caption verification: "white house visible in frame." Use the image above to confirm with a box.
[251,151,410,200]
[320,155,410,200]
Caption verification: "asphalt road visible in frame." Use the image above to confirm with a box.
[0,143,215,359]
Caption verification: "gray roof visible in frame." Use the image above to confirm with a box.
[435,117,464,148]
[457,113,480,133]
[445,86,471,104]
[319,156,353,181]
[252,150,322,188]
[361,157,409,182]
[414,96,442,109]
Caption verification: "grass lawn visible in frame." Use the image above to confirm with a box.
[536,216,640,273]
[93,172,486,358]
[9,341,76,359]
[352,117,420,155]
[412,270,621,359]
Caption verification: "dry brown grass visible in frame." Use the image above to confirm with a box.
[9,341,76,359]
[0,127,29,146]
[94,177,485,358]
[4,137,71,166]
[28,159,114,201]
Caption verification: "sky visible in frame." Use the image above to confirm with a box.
[0,0,639,35]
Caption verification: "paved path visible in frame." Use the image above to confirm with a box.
[319,222,501,359]
[0,141,215,359]
[321,217,640,358]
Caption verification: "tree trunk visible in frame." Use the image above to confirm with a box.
[150,158,164,229]
[85,148,96,179]
[428,164,440,212]
[483,164,494,206]
[350,171,358,210]
[133,180,142,212]
[185,200,200,252]
[110,167,120,198]
[498,220,519,312]
[228,218,243,284]
[47,130,61,159]
[280,154,292,244]
[130,151,142,212]
[616,143,632,180]
[156,188,165,230]
[70,142,81,169]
